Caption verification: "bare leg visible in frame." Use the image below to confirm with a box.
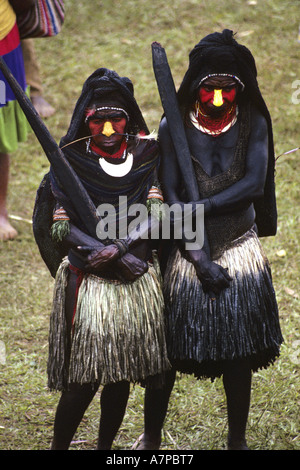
[21,39,55,118]
[31,95,55,118]
[97,381,130,449]
[51,383,99,449]
[51,269,98,450]
[223,361,252,450]
[0,153,17,241]
[50,270,130,450]
[136,368,176,450]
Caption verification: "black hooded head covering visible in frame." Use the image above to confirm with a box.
[177,29,277,236]
[60,67,149,146]
[49,67,158,221]
[177,29,258,110]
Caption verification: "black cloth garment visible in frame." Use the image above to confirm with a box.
[61,68,149,145]
[49,140,159,232]
[33,68,159,276]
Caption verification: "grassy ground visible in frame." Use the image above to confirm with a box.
[0,0,299,450]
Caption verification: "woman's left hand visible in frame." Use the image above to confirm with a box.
[83,244,120,269]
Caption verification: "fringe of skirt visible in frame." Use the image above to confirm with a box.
[164,229,283,379]
[48,253,170,391]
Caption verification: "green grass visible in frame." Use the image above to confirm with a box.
[0,0,299,450]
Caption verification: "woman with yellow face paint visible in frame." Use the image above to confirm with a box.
[86,109,128,154]
[193,75,239,135]
[33,68,170,450]
[138,30,282,451]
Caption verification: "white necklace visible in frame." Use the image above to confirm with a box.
[99,152,133,177]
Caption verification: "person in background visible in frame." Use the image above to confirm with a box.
[0,0,32,240]
[21,38,55,118]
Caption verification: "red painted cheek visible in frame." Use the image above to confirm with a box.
[112,119,127,134]
[199,87,237,106]
[222,88,237,103]
[198,87,214,104]
[88,121,104,136]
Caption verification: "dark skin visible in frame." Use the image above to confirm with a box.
[139,77,268,450]
[159,78,268,294]
[51,109,160,450]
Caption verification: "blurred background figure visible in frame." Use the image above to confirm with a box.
[0,0,30,241]
[21,38,55,118]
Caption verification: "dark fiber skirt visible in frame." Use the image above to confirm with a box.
[163,229,283,380]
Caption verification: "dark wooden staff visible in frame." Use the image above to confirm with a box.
[0,56,99,238]
[151,42,212,253]
[151,41,200,202]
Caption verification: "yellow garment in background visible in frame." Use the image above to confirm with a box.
[0,0,16,41]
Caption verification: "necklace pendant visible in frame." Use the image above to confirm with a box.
[99,152,133,177]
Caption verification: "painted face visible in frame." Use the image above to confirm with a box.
[87,109,128,154]
[198,77,237,113]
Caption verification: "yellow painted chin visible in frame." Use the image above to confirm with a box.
[102,121,115,137]
[213,89,224,107]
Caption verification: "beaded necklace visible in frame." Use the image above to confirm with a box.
[191,100,238,136]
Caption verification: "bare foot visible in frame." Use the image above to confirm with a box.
[132,433,161,450]
[0,215,18,241]
[31,95,55,118]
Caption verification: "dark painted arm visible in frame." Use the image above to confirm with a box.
[159,118,232,295]
[62,223,148,281]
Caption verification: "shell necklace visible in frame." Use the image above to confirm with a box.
[99,152,133,177]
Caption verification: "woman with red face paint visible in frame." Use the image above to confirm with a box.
[194,76,238,134]
[137,30,282,450]
[33,68,170,450]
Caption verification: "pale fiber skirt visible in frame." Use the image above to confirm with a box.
[164,229,283,379]
[48,253,170,391]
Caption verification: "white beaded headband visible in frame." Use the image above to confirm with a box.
[85,106,130,123]
[198,74,245,91]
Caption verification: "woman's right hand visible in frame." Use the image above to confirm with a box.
[85,244,120,269]
[188,249,232,296]
[195,260,232,295]
[115,253,148,282]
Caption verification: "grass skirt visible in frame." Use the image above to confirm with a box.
[48,253,170,391]
[164,229,283,379]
